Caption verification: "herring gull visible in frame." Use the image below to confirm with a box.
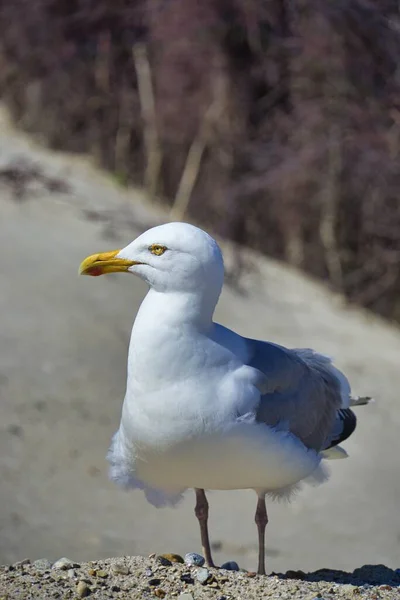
[79,222,371,575]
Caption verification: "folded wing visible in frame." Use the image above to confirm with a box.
[246,340,355,451]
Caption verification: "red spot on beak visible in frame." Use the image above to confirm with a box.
[87,266,103,277]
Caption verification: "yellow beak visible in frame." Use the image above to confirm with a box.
[79,249,140,277]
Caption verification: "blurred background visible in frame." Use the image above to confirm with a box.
[0,0,400,573]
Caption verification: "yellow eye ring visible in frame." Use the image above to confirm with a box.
[149,244,167,256]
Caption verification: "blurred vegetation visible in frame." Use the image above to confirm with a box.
[1,0,400,320]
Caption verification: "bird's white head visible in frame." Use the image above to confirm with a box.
[79,222,225,295]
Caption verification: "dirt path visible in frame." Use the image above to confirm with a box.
[1,107,399,574]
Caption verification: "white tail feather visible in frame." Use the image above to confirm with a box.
[321,445,349,460]
[350,395,374,407]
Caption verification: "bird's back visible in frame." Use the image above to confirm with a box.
[213,323,357,453]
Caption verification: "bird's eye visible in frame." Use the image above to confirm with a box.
[149,244,167,256]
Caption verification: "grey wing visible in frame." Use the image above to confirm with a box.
[246,340,350,451]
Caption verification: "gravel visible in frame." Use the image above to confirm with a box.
[1,556,399,599]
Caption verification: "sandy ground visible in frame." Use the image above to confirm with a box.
[1,556,400,600]
[0,107,400,575]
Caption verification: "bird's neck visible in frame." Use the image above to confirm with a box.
[125,288,219,392]
[133,288,217,333]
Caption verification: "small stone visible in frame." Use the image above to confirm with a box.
[33,559,53,570]
[246,572,257,578]
[220,561,239,571]
[180,573,194,584]
[145,568,154,577]
[160,553,184,564]
[77,581,91,598]
[154,589,166,598]
[52,557,76,570]
[96,570,108,578]
[67,569,76,578]
[340,584,358,594]
[184,552,205,567]
[196,567,211,585]
[156,555,172,567]
[148,578,162,586]
[14,559,31,567]
[111,585,120,592]
[112,563,130,575]
[178,594,194,600]
[148,553,156,559]
[87,568,96,576]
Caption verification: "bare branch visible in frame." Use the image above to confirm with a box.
[170,69,225,222]
[319,125,343,289]
[133,43,162,201]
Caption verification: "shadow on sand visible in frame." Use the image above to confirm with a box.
[277,565,400,587]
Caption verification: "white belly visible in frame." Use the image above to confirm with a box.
[108,417,324,499]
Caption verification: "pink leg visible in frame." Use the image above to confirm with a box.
[194,488,215,567]
[255,494,268,575]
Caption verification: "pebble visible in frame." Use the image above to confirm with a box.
[76,580,91,597]
[67,569,76,578]
[159,553,184,564]
[52,557,77,570]
[178,594,194,600]
[33,559,53,570]
[180,572,194,584]
[340,584,358,594]
[184,552,205,567]
[13,559,31,567]
[145,568,154,577]
[196,567,211,585]
[220,561,239,571]
[156,555,173,567]
[154,589,166,598]
[112,563,130,575]
[148,578,162,586]
[96,570,108,578]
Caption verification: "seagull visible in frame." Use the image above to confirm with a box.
[79,222,371,575]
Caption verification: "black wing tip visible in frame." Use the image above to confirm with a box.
[327,408,357,449]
